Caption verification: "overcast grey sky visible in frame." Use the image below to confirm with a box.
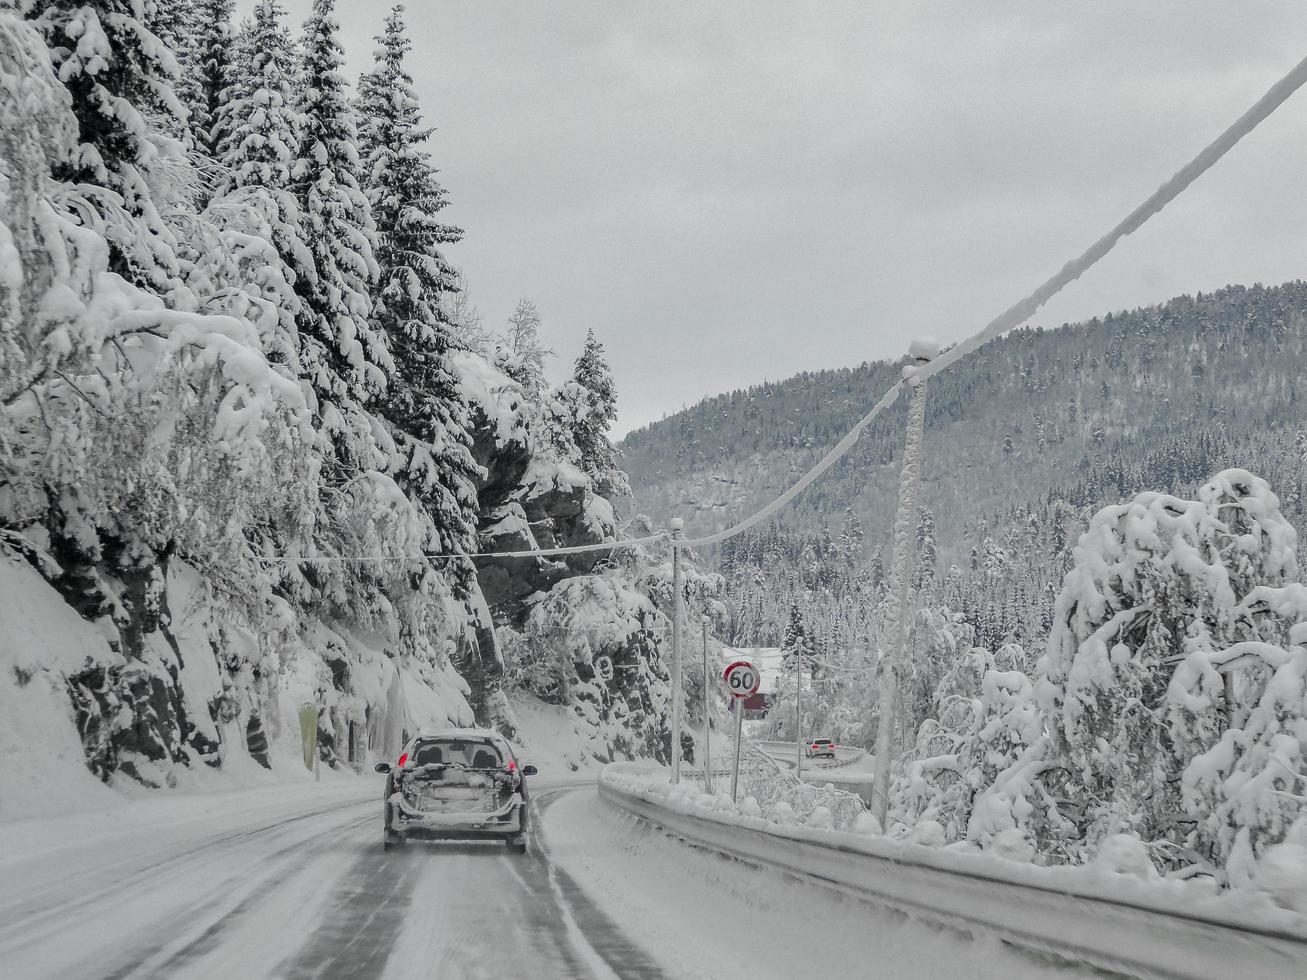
[268,1,1306,436]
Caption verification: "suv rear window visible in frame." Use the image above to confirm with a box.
[409,738,504,769]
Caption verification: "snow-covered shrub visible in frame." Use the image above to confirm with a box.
[1039,469,1300,864]
[1175,592,1307,884]
[892,646,1065,853]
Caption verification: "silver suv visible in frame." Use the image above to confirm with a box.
[375,729,537,853]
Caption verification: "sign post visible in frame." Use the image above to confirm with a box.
[701,618,712,794]
[723,660,760,801]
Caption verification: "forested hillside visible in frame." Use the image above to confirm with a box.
[621,283,1307,649]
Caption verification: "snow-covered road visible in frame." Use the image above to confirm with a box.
[0,776,1097,979]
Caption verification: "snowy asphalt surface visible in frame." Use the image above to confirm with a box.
[0,780,662,980]
[0,776,1101,980]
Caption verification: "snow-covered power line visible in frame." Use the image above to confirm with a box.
[261,50,1307,566]
[257,532,669,564]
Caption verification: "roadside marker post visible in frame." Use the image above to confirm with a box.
[723,660,760,801]
[298,704,318,773]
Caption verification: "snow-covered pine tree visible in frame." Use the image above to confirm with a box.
[293,0,391,432]
[29,0,187,287]
[355,3,478,561]
[569,329,630,498]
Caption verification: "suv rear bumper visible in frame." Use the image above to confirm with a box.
[387,792,525,838]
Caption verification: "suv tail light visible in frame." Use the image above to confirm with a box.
[397,753,409,767]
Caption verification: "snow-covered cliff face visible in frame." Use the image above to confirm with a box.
[0,540,478,813]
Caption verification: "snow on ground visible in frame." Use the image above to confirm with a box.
[0,555,122,820]
[508,692,604,775]
[544,785,1095,980]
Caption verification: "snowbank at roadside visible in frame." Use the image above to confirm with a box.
[599,762,1307,931]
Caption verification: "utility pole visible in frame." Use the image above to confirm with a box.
[702,616,712,793]
[670,517,684,784]
[794,640,803,780]
[871,339,938,827]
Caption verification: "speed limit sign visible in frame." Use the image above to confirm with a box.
[723,660,760,698]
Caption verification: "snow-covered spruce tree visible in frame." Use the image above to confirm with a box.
[768,603,815,740]
[212,0,308,291]
[569,329,630,499]
[141,0,202,145]
[27,0,189,287]
[190,0,235,157]
[1039,469,1299,865]
[538,379,589,466]
[356,3,479,562]
[292,0,390,425]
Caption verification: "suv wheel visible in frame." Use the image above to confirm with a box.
[383,830,406,851]
[507,835,527,855]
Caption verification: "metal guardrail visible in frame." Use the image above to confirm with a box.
[598,774,1307,980]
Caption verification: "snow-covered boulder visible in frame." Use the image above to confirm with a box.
[850,811,883,836]
[769,800,797,826]
[1255,818,1307,913]
[911,819,947,847]
[1092,834,1160,880]
[988,828,1036,863]
[805,805,834,830]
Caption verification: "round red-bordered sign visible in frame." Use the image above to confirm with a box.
[723,660,760,698]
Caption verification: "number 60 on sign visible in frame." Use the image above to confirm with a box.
[722,661,760,698]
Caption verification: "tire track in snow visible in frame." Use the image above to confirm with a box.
[279,844,423,980]
[0,795,372,936]
[2,801,374,980]
[135,811,377,978]
[531,789,670,979]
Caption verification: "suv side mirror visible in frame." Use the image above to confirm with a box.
[374,762,391,774]
[521,765,538,776]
